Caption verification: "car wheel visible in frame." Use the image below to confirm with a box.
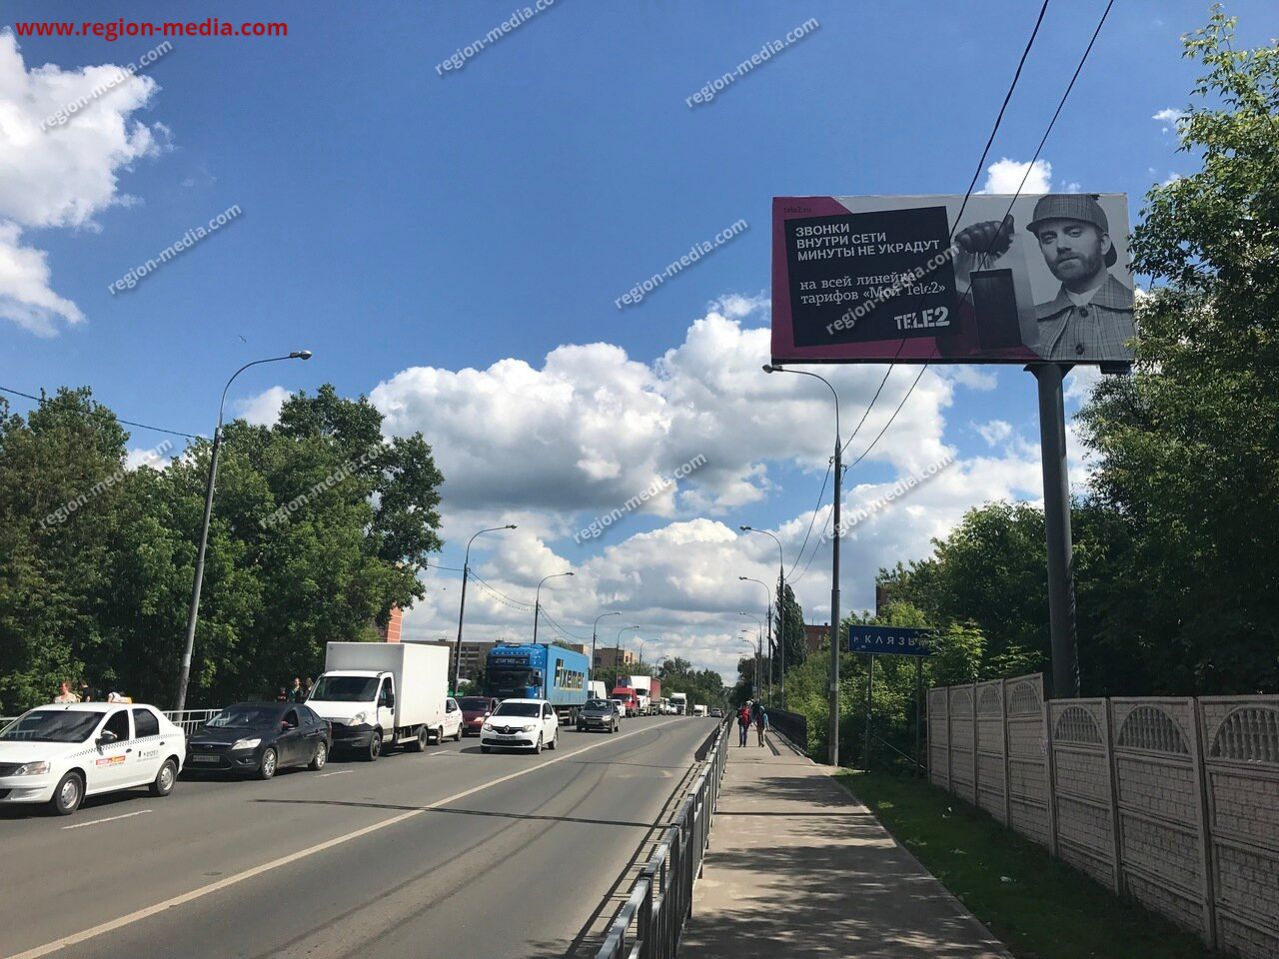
[365,732,383,761]
[532,733,543,755]
[309,741,328,771]
[149,758,178,797]
[547,729,557,750]
[454,725,462,742]
[480,745,491,754]
[50,771,83,816]
[257,747,278,781]
[407,727,427,753]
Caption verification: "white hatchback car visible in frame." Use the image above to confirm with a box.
[0,703,186,816]
[479,699,559,754]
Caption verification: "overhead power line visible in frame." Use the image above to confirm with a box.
[0,384,199,439]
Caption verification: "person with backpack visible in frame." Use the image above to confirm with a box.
[754,701,769,747]
[737,701,752,746]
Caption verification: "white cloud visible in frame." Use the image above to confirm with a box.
[1063,366,1102,403]
[942,366,998,392]
[1152,107,1187,133]
[0,221,84,335]
[125,443,172,470]
[0,32,167,333]
[976,419,1014,446]
[235,385,291,427]
[978,157,1053,195]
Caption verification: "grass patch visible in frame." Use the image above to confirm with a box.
[834,770,1223,959]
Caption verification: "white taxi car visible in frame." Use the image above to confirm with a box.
[479,698,559,754]
[0,703,185,816]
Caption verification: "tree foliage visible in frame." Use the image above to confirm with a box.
[0,385,443,713]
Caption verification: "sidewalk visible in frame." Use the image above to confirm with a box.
[680,734,1011,958]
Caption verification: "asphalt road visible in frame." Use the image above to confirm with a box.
[0,715,716,959]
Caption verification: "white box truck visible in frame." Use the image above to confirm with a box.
[670,692,688,716]
[308,642,449,760]
[630,675,653,715]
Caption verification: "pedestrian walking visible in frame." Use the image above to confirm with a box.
[737,702,751,747]
[288,677,304,702]
[53,680,80,704]
[755,703,769,747]
[302,676,314,700]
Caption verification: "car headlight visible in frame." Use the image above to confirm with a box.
[350,712,368,726]
[12,760,50,776]
[521,723,539,732]
[231,738,262,751]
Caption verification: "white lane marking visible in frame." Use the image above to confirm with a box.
[60,809,152,831]
[7,719,682,959]
[316,770,351,778]
[428,751,449,756]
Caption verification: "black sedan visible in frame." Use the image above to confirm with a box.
[186,703,331,780]
[576,699,619,734]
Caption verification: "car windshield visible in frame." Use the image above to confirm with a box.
[584,700,611,710]
[492,702,541,718]
[309,676,378,702]
[458,697,491,710]
[0,710,101,743]
[205,705,280,728]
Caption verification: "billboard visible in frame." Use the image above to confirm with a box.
[771,194,1136,365]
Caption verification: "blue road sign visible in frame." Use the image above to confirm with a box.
[846,624,933,657]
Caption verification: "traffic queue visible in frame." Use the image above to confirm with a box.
[0,640,703,817]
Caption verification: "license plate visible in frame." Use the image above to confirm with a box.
[191,755,219,764]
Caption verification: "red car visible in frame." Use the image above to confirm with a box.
[457,696,500,736]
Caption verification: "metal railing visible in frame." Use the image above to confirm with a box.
[766,707,807,751]
[595,718,731,959]
[164,708,223,734]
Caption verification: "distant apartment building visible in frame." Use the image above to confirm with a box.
[803,623,829,655]
[593,646,638,670]
[375,606,403,643]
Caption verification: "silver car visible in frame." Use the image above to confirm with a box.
[577,699,620,734]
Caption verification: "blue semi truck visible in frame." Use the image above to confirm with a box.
[485,643,589,723]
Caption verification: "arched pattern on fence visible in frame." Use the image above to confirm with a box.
[979,685,1002,716]
[1008,680,1041,716]
[1209,707,1279,764]
[1117,705,1189,754]
[1055,705,1103,745]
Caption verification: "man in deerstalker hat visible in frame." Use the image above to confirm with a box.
[1025,194,1135,362]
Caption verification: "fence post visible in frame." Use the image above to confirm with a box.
[946,685,954,794]
[1043,696,1059,857]
[1191,699,1219,950]
[1002,677,1012,827]
[1101,698,1123,894]
[971,681,980,801]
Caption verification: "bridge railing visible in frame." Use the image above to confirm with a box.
[595,717,730,959]
[0,709,222,734]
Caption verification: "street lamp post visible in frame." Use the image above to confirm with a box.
[740,636,759,695]
[740,576,774,704]
[454,524,517,693]
[590,611,620,691]
[739,612,766,700]
[764,363,842,766]
[532,571,574,646]
[616,624,640,696]
[739,526,786,707]
[175,351,312,713]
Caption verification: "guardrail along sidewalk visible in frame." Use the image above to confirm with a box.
[679,733,1010,958]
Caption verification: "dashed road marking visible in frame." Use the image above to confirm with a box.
[60,809,152,831]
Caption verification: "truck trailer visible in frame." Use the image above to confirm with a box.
[485,643,589,723]
[307,642,449,760]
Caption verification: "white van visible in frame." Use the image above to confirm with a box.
[308,642,448,760]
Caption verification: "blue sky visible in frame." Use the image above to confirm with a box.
[2,1,1274,678]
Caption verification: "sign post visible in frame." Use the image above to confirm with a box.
[847,625,933,771]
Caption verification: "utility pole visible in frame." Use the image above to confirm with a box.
[454,525,517,694]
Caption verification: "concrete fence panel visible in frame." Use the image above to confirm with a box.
[1003,673,1050,847]
[928,687,949,791]
[1111,697,1211,940]
[976,680,1007,824]
[1199,696,1279,959]
[949,685,976,804]
[1049,700,1120,891]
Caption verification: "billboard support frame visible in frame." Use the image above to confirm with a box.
[1033,363,1080,699]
